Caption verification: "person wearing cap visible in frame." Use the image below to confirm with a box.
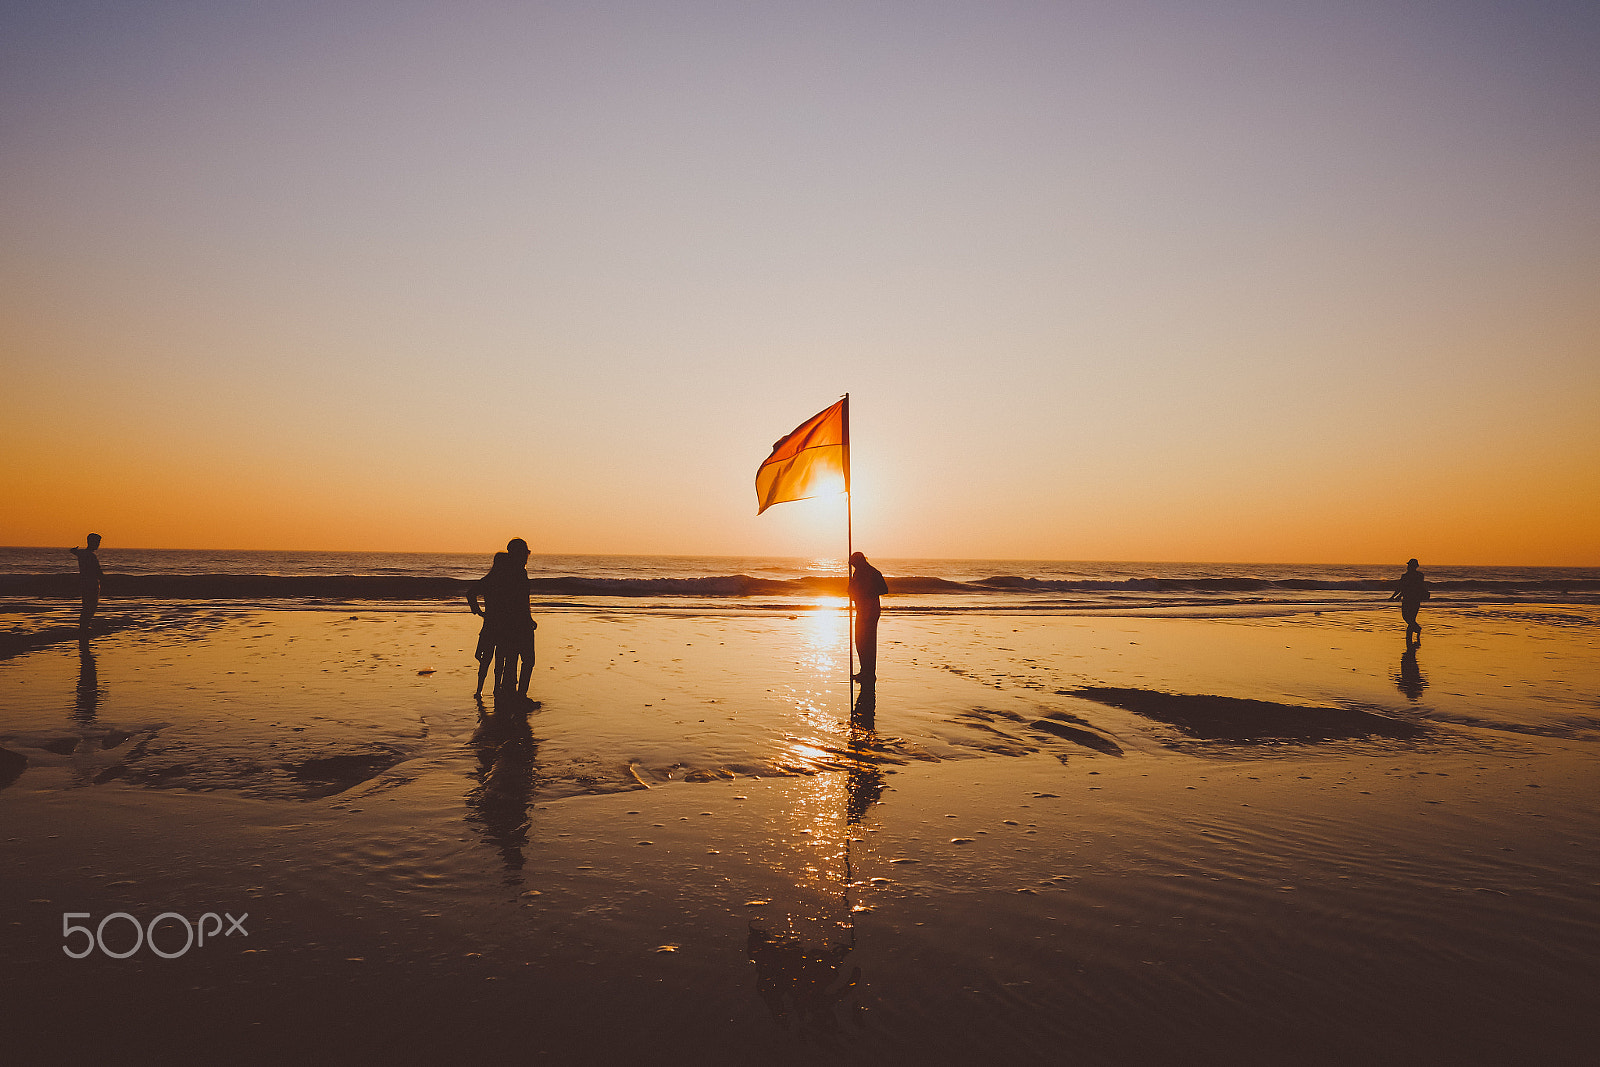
[848,552,888,681]
[1388,558,1429,646]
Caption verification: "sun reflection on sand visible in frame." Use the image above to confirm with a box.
[798,603,848,676]
[773,605,854,772]
[746,736,870,1032]
[790,769,850,890]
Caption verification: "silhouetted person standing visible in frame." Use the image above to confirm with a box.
[69,533,102,633]
[1389,558,1428,646]
[468,538,536,696]
[849,552,887,682]
[468,552,511,697]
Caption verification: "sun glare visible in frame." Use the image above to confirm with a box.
[809,470,848,498]
[800,606,847,676]
[775,491,853,552]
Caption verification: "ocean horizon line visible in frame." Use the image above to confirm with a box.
[2,546,1596,608]
[4,545,1596,571]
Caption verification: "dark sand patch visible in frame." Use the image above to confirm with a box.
[43,737,419,799]
[0,747,25,790]
[1027,712,1124,755]
[0,623,124,662]
[1070,686,1421,742]
[289,749,411,793]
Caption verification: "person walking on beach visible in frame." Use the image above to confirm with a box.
[69,533,103,634]
[849,552,887,682]
[468,538,537,696]
[1389,558,1428,646]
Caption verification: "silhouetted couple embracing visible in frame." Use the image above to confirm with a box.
[468,538,536,697]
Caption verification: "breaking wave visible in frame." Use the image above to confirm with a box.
[1,570,1597,604]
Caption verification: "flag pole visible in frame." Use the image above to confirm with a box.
[843,393,853,708]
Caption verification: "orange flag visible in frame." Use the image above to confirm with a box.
[755,398,850,513]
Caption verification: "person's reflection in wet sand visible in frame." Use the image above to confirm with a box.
[849,678,876,731]
[74,638,102,726]
[1396,645,1427,702]
[845,719,884,827]
[746,696,884,1035]
[465,695,538,885]
[746,923,861,1034]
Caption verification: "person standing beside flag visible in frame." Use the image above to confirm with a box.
[849,552,887,682]
[757,395,873,693]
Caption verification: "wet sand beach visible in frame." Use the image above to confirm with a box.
[3,601,1599,1063]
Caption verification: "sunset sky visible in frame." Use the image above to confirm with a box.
[3,1,1596,565]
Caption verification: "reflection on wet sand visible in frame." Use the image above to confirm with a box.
[747,689,887,1036]
[6,604,1600,1061]
[747,921,861,1034]
[1396,645,1427,701]
[849,679,875,731]
[466,695,538,885]
[846,715,885,825]
[74,638,102,726]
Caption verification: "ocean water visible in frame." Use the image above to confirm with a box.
[2,547,1597,614]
